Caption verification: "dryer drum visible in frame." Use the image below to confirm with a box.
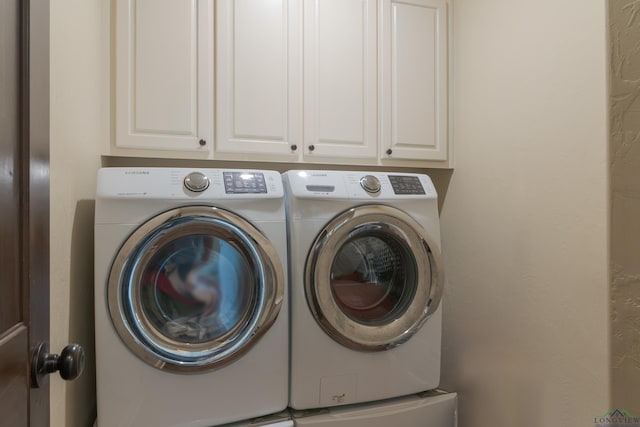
[305,204,444,352]
[329,234,415,321]
[107,206,284,373]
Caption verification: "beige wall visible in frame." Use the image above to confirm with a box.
[609,0,640,415]
[439,1,609,426]
[50,0,108,425]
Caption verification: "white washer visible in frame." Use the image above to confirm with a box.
[95,167,288,427]
[292,392,457,427]
[283,170,444,410]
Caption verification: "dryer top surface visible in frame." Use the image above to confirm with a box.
[283,170,437,201]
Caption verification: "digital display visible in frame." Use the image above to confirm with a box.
[223,172,267,194]
[388,175,425,195]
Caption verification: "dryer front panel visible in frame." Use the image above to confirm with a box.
[107,206,284,373]
[305,205,444,352]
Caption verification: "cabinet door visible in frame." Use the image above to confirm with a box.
[114,0,213,153]
[215,0,300,160]
[381,0,448,161]
[304,0,377,160]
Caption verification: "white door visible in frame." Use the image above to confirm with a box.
[305,205,444,351]
[107,206,284,372]
[114,0,213,153]
[303,0,378,161]
[215,0,301,160]
[380,0,448,162]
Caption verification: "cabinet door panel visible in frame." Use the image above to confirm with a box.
[381,0,447,161]
[115,0,212,152]
[134,1,193,134]
[304,0,377,159]
[216,0,300,158]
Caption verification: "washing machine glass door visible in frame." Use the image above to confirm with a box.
[306,205,444,351]
[107,206,284,373]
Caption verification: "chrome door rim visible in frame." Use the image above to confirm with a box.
[107,206,284,373]
[305,205,444,352]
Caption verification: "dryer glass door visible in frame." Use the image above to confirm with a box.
[107,206,284,373]
[306,205,443,351]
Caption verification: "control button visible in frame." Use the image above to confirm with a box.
[360,175,381,194]
[184,171,210,192]
[388,175,425,195]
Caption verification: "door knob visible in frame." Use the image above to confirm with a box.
[30,342,85,388]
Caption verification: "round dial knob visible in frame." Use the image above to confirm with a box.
[184,172,210,192]
[360,175,381,194]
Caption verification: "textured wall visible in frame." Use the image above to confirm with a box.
[439,0,609,426]
[610,0,640,414]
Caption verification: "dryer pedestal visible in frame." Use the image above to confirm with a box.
[292,391,457,427]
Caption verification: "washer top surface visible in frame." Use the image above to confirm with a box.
[96,167,285,225]
[283,170,436,201]
[97,167,284,201]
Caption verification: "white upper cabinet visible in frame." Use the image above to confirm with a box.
[114,0,213,154]
[303,0,377,161]
[215,0,300,161]
[380,0,448,163]
[111,0,451,167]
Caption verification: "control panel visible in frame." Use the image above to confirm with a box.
[96,168,283,199]
[285,170,436,200]
[388,175,426,195]
[222,172,267,194]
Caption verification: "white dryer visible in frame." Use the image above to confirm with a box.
[292,392,457,427]
[95,168,288,427]
[283,170,444,410]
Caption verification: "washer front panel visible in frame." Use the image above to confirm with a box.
[107,206,284,373]
[305,205,444,351]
